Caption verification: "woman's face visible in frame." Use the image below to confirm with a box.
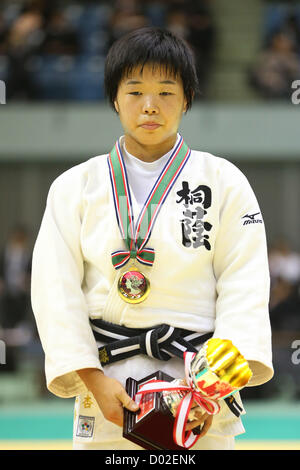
[114,63,187,159]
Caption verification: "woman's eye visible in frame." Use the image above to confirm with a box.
[129,92,173,96]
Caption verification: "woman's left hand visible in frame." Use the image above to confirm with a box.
[185,409,213,437]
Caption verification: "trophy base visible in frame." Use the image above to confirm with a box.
[123,370,200,450]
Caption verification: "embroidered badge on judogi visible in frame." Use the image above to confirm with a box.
[76,415,95,438]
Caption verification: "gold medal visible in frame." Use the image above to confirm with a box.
[117,265,150,304]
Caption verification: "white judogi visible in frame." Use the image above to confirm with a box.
[31,134,273,450]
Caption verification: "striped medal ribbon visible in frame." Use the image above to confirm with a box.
[107,135,191,303]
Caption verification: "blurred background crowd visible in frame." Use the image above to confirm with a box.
[0,0,300,102]
[0,0,300,407]
[0,0,217,101]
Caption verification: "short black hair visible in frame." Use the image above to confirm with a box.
[104,27,199,112]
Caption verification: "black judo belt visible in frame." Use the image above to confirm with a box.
[90,318,243,418]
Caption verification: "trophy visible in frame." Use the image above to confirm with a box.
[123,338,252,450]
[189,338,252,399]
[123,370,199,450]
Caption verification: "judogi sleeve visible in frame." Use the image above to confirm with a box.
[31,168,102,398]
[212,160,274,386]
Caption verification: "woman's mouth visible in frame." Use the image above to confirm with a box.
[140,123,161,130]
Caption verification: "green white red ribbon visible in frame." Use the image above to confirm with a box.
[108,135,191,269]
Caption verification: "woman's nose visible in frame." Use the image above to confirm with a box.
[142,97,159,114]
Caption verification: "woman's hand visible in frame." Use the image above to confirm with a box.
[77,368,139,427]
[77,369,213,436]
[185,409,213,437]
[179,378,214,438]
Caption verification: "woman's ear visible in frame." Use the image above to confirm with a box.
[114,100,119,114]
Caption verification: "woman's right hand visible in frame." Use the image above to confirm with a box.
[77,368,140,427]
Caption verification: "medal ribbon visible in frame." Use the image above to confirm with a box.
[134,351,220,449]
[108,135,191,269]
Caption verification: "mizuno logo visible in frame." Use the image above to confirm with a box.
[242,212,263,225]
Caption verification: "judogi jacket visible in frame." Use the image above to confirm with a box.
[31,136,273,422]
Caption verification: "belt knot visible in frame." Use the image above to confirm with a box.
[139,324,179,360]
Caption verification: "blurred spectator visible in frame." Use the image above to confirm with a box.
[107,0,149,48]
[5,8,44,99]
[270,281,300,331]
[164,1,216,98]
[166,6,188,41]
[0,225,32,329]
[268,238,300,325]
[141,1,216,100]
[269,238,300,288]
[140,0,167,28]
[265,9,300,55]
[281,12,300,54]
[40,8,79,56]
[0,11,8,55]
[0,225,33,371]
[185,2,216,98]
[249,30,300,100]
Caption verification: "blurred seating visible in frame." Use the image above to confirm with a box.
[0,55,8,83]
[0,1,111,101]
[263,3,300,53]
[142,0,167,28]
[268,239,300,401]
[107,0,149,50]
[28,54,105,101]
[70,55,105,100]
[269,238,300,311]
[246,3,300,101]
[0,225,33,373]
[0,0,217,102]
[72,3,110,56]
[248,29,300,100]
